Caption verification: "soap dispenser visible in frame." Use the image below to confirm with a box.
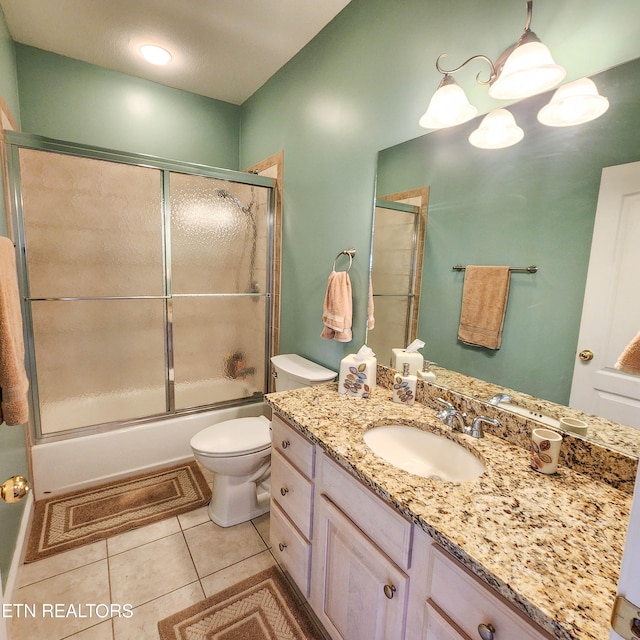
[393,363,416,405]
[391,339,424,376]
[417,361,437,382]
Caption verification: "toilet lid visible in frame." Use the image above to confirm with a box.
[190,415,271,456]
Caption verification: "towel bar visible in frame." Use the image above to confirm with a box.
[333,248,356,272]
[453,264,537,273]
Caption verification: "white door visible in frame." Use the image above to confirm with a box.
[569,161,640,428]
[610,469,640,639]
[0,572,6,640]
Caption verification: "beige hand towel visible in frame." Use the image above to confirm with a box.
[615,331,640,375]
[0,236,29,425]
[321,270,353,342]
[457,265,511,350]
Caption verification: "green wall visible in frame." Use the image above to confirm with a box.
[239,0,640,375]
[15,45,241,169]
[0,5,28,592]
[377,58,640,404]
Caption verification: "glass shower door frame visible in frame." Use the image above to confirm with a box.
[5,131,276,441]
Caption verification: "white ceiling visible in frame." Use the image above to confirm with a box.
[0,0,352,105]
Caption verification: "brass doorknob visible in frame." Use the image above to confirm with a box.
[1,475,30,503]
[579,349,594,362]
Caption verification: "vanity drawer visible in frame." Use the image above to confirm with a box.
[272,414,315,479]
[317,451,413,570]
[423,601,470,640]
[271,448,314,539]
[270,500,312,598]
[428,545,553,640]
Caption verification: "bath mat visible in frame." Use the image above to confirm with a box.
[25,461,211,562]
[158,566,325,640]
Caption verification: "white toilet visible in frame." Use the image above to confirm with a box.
[190,354,336,527]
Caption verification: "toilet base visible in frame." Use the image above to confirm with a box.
[208,473,271,528]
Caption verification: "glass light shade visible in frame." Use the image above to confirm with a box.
[489,41,566,100]
[139,44,172,66]
[537,78,609,126]
[419,77,478,129]
[468,109,524,149]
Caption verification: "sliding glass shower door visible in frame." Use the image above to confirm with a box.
[6,134,275,438]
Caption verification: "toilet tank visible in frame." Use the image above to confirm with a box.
[270,354,337,392]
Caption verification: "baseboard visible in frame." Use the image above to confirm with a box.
[3,491,34,604]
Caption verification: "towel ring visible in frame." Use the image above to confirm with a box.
[332,248,356,272]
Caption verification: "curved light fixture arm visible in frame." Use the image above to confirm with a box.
[523,0,532,32]
[435,1,536,87]
[436,53,496,86]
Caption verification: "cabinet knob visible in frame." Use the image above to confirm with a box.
[280,487,289,496]
[281,440,290,449]
[383,584,396,599]
[278,543,287,552]
[477,623,495,640]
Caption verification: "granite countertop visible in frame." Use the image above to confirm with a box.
[265,382,632,640]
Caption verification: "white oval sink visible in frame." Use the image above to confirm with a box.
[363,425,485,481]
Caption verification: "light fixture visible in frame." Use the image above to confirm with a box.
[419,1,565,130]
[537,77,609,127]
[418,74,478,129]
[139,44,172,66]
[468,109,524,149]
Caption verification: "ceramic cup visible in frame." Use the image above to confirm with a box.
[559,416,588,436]
[530,428,562,474]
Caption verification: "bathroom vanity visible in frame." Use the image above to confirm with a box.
[266,377,633,640]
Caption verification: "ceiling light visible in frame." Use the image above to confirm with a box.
[537,78,609,127]
[139,44,172,66]
[419,1,565,130]
[468,109,524,149]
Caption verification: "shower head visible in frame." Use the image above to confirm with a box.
[215,189,251,214]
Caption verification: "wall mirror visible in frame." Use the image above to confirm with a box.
[371,56,640,459]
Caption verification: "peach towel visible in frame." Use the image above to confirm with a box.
[615,331,640,375]
[457,265,511,350]
[321,270,353,342]
[0,236,29,425]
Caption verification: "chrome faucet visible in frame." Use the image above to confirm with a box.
[488,393,513,406]
[435,398,468,433]
[435,399,501,439]
[468,415,501,439]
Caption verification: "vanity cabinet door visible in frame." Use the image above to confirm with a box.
[312,495,409,640]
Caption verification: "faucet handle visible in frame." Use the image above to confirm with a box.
[468,415,501,438]
[435,397,456,411]
[489,393,512,406]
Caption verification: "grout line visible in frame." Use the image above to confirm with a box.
[178,520,206,598]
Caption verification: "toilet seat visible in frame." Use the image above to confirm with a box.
[190,415,271,458]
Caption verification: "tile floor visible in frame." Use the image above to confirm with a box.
[7,471,321,640]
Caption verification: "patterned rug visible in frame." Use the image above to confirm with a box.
[25,461,211,562]
[158,567,325,640]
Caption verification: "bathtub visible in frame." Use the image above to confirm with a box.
[31,381,269,499]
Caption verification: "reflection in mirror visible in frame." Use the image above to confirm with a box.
[367,189,428,363]
[372,57,640,458]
